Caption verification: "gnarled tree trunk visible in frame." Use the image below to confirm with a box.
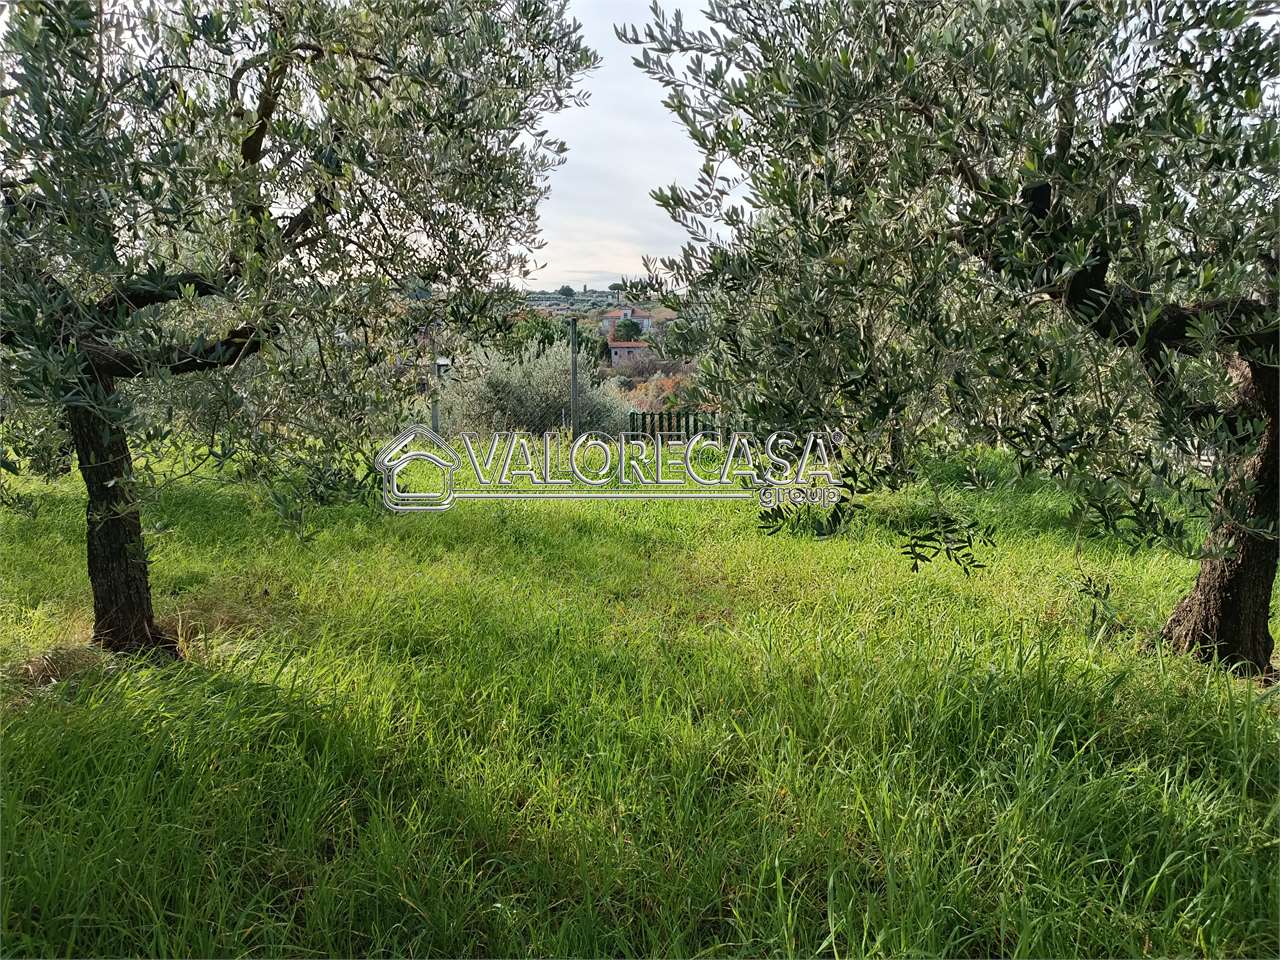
[1163,358,1278,674]
[65,377,172,655]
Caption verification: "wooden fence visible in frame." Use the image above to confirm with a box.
[627,410,719,436]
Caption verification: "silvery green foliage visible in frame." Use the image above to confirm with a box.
[624,0,1278,556]
[441,341,631,436]
[1,0,597,495]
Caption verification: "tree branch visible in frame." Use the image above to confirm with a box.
[81,322,274,379]
[280,186,336,245]
[1144,296,1278,357]
[240,58,288,166]
[964,182,1278,361]
[94,271,232,316]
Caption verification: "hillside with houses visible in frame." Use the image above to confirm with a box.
[524,287,677,369]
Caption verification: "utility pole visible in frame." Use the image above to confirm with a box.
[432,356,451,435]
[569,315,579,440]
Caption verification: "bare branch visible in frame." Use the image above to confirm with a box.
[240,58,289,166]
[94,271,231,316]
[80,322,274,379]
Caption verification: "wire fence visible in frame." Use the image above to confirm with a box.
[435,320,640,440]
[434,316,695,440]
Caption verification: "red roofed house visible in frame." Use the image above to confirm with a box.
[609,340,654,366]
[600,305,654,338]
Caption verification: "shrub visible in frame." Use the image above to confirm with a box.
[441,343,630,435]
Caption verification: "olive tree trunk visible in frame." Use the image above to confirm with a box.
[1162,359,1278,674]
[66,378,172,655]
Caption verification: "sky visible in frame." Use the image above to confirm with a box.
[528,0,706,292]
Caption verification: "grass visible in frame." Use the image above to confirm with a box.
[1,458,1277,957]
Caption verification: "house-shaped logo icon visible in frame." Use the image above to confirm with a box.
[374,425,462,512]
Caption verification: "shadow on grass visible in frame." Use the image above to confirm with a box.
[3,637,1276,957]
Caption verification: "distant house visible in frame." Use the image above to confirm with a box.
[608,339,654,366]
[601,306,655,338]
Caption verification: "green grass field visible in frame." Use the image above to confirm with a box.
[2,461,1277,957]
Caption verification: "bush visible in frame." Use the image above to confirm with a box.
[441,343,630,435]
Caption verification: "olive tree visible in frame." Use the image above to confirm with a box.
[625,0,1278,670]
[1,0,597,653]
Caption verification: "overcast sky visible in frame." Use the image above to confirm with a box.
[529,0,705,291]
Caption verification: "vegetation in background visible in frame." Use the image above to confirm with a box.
[615,318,644,342]
[440,342,630,436]
[623,370,697,413]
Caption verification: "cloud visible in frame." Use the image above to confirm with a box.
[529,0,705,291]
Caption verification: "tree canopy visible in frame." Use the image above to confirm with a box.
[615,318,644,342]
[625,0,1278,669]
[1,0,597,651]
